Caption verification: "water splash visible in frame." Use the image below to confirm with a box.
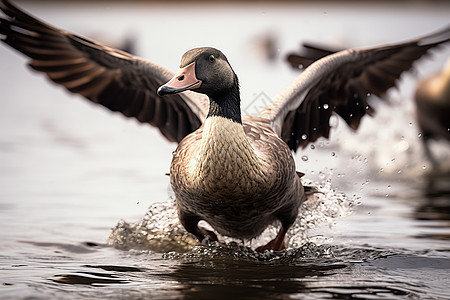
[108,201,198,253]
[161,242,400,266]
[335,97,450,177]
[162,241,335,263]
[108,175,356,254]
[288,176,356,248]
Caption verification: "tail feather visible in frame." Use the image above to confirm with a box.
[304,185,321,198]
[296,171,321,197]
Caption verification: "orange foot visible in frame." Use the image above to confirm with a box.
[198,227,218,246]
[255,239,286,252]
[255,226,288,252]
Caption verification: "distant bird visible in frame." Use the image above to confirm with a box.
[287,41,450,169]
[1,0,449,251]
[414,59,450,167]
[286,42,341,70]
[251,31,279,62]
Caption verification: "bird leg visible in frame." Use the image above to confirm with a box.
[255,226,288,252]
[196,227,219,246]
[178,209,218,246]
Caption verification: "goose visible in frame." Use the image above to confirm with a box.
[1,0,449,251]
[414,59,450,168]
[287,42,450,169]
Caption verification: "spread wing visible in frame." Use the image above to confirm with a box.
[261,26,450,151]
[0,0,209,143]
[286,42,340,70]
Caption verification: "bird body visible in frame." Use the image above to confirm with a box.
[171,115,301,241]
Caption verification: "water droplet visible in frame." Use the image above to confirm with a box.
[301,155,308,161]
[387,185,391,189]
[391,158,396,162]
[418,133,422,138]
[331,152,336,157]
[409,122,413,127]
[310,144,315,150]
[365,105,370,110]
[366,92,371,97]
[422,165,427,169]
[329,115,339,127]
[301,134,308,140]
[323,103,329,109]
[367,212,371,215]
[379,168,384,173]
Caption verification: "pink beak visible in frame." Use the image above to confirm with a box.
[157,62,202,96]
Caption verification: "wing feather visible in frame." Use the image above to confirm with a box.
[0,0,208,143]
[264,26,450,151]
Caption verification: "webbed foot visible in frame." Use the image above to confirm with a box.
[255,226,288,252]
[198,227,218,246]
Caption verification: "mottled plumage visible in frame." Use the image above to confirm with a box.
[171,116,300,241]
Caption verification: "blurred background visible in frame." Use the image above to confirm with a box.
[0,1,449,298]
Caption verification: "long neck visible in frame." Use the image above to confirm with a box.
[206,79,242,124]
[192,76,264,181]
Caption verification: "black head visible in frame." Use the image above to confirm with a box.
[157,47,238,99]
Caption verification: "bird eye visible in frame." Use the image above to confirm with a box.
[208,55,215,62]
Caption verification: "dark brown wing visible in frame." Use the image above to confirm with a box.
[262,26,450,151]
[286,42,340,70]
[0,0,208,143]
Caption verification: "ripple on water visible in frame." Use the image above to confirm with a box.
[42,240,448,300]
